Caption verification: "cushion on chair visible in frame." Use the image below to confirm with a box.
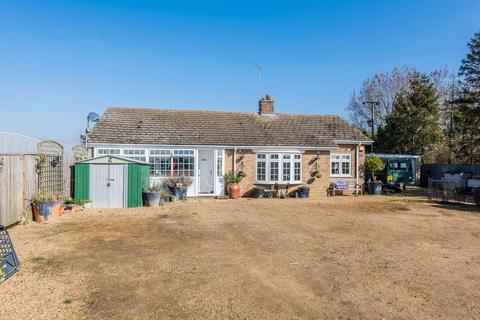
[331,181,349,190]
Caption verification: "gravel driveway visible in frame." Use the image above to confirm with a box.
[1,196,479,319]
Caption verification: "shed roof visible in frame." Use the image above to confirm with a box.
[88,107,371,148]
[75,155,149,165]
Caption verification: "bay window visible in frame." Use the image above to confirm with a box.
[269,154,279,181]
[330,154,351,177]
[256,153,302,183]
[294,155,301,181]
[256,154,266,181]
[282,155,291,181]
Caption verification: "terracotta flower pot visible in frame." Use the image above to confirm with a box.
[227,183,241,199]
[51,202,64,218]
[33,200,56,222]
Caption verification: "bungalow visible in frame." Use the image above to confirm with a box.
[87,95,372,197]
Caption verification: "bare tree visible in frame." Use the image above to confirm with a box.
[346,66,450,137]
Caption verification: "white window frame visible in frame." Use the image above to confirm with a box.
[216,150,224,177]
[256,153,302,184]
[122,148,147,162]
[94,147,196,176]
[97,148,121,155]
[330,153,352,177]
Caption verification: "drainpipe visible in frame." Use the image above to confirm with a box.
[233,147,237,173]
[356,142,360,186]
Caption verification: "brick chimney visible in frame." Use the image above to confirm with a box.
[258,95,274,115]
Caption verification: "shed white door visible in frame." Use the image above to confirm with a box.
[90,164,125,208]
[198,150,214,194]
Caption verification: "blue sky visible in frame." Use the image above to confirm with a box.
[0,0,478,146]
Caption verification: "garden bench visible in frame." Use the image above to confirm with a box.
[327,181,349,196]
[327,181,364,197]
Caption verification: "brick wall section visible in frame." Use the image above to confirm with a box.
[301,150,331,197]
[329,144,366,185]
[225,149,257,197]
[224,145,365,197]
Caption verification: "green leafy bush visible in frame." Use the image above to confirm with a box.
[224,171,245,184]
[365,155,385,181]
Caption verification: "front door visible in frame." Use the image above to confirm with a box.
[107,164,125,208]
[198,150,214,194]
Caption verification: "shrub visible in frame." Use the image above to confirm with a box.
[160,191,172,198]
[224,171,245,184]
[143,181,163,192]
[163,176,193,188]
[32,191,62,202]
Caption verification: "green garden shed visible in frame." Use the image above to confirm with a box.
[73,155,149,209]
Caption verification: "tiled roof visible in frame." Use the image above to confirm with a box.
[88,107,371,148]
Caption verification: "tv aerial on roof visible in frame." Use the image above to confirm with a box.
[83,112,100,153]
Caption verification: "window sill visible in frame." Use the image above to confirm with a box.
[330,175,353,178]
[255,181,303,185]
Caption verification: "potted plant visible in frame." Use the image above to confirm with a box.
[32,192,62,222]
[253,185,265,199]
[64,197,75,211]
[160,190,171,204]
[225,171,245,199]
[64,198,89,211]
[163,176,193,201]
[297,186,310,198]
[143,182,162,207]
[365,155,385,195]
[82,200,92,209]
[310,169,322,179]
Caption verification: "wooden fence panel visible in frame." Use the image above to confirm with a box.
[420,163,480,187]
[0,155,37,226]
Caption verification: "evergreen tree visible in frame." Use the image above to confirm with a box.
[456,31,480,163]
[376,73,444,162]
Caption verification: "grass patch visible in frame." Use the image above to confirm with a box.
[31,256,45,263]
[63,299,73,305]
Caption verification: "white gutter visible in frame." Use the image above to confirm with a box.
[334,140,373,145]
[87,142,337,151]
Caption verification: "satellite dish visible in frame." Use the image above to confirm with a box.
[87,112,100,122]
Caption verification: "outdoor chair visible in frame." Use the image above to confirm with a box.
[352,183,365,196]
[0,225,20,283]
